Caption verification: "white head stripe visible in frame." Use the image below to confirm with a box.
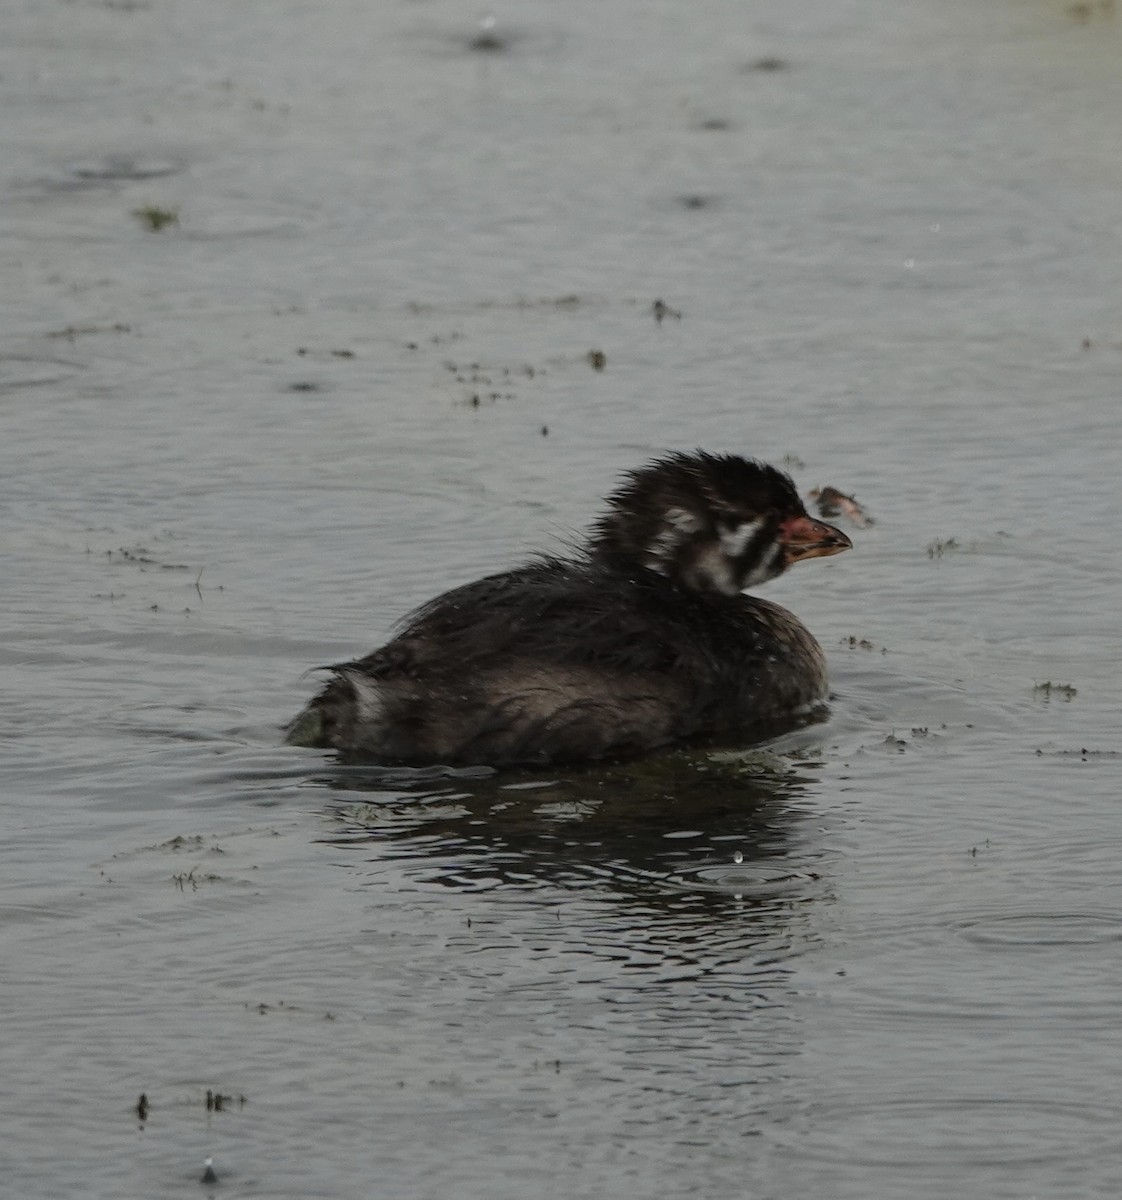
[666,506,703,533]
[739,538,783,587]
[690,544,739,595]
[718,518,765,559]
[647,506,704,565]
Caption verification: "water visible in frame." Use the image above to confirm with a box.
[3,0,1122,1195]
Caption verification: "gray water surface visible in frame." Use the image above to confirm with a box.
[4,1,1122,1196]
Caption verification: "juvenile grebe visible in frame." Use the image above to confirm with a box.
[286,451,851,765]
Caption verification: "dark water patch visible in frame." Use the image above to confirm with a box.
[314,761,496,790]
[17,156,185,197]
[465,16,514,54]
[418,15,565,61]
[0,355,84,394]
[1034,746,1120,759]
[743,56,791,72]
[46,323,132,341]
[673,193,720,212]
[651,298,682,323]
[132,204,178,232]
[295,346,356,360]
[1031,679,1077,702]
[69,156,183,183]
[693,117,734,132]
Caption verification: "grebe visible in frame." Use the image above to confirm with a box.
[286,451,851,765]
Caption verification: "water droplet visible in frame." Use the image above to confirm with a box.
[733,849,744,864]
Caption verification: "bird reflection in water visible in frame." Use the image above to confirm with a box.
[311,738,832,918]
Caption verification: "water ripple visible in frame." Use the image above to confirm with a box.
[957,910,1122,948]
[764,1095,1121,1172]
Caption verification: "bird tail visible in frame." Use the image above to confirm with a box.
[283,670,362,748]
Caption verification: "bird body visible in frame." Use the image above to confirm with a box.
[287,452,851,765]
